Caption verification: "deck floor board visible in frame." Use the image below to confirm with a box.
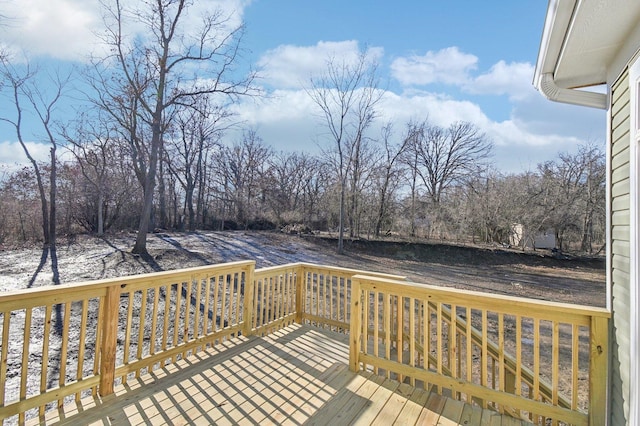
[35,324,532,426]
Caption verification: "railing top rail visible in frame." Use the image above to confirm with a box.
[295,262,407,281]
[0,260,256,306]
[254,263,300,275]
[352,274,610,320]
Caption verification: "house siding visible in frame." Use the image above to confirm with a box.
[610,70,631,426]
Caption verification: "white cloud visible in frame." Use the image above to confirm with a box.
[232,89,318,123]
[257,40,384,89]
[0,0,101,61]
[0,0,251,62]
[378,90,487,129]
[390,47,478,86]
[223,81,606,175]
[0,141,51,175]
[466,61,537,101]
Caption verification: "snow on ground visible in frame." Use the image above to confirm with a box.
[0,231,337,292]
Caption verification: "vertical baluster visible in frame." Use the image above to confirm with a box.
[396,295,404,383]
[571,323,579,411]
[315,274,320,320]
[202,277,211,339]
[263,276,269,328]
[466,306,472,402]
[256,278,263,329]
[161,285,171,366]
[235,272,242,332]
[409,297,415,387]
[184,278,193,348]
[552,320,560,426]
[450,304,457,398]
[272,274,279,325]
[436,303,442,395]
[193,277,202,344]
[507,314,521,418]
[329,274,334,328]
[498,313,505,401]
[136,289,148,373]
[279,273,286,321]
[122,293,133,382]
[19,307,32,424]
[273,274,280,323]
[269,275,276,324]
[76,299,88,402]
[373,291,379,375]
[39,305,53,417]
[533,317,540,423]
[425,302,431,375]
[219,275,227,331]
[481,309,488,409]
[211,277,219,333]
[343,276,348,327]
[286,270,292,319]
[362,290,369,370]
[150,287,160,356]
[58,302,70,407]
[325,272,330,323]
[172,283,183,363]
[228,273,235,331]
[515,315,522,399]
[384,292,391,379]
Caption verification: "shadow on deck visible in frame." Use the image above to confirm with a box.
[39,325,530,426]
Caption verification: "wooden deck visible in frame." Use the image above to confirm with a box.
[37,324,531,426]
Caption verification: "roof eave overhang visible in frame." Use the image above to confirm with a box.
[533,0,608,110]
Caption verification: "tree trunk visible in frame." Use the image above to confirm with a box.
[158,156,168,229]
[97,189,104,236]
[186,186,195,232]
[49,146,57,248]
[338,179,345,254]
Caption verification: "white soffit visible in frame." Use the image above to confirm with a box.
[554,0,640,89]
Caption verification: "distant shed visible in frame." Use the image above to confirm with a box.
[509,224,556,250]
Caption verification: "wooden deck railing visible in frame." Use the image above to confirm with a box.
[0,261,608,425]
[0,260,254,425]
[348,274,610,426]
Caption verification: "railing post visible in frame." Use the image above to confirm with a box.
[295,264,305,324]
[242,263,256,337]
[349,276,362,372]
[589,315,608,426]
[99,284,120,397]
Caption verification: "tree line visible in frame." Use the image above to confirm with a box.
[0,118,605,253]
[0,1,605,255]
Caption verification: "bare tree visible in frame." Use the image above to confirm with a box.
[372,123,409,238]
[165,97,228,231]
[62,112,131,236]
[414,121,492,205]
[91,0,256,254]
[306,50,382,253]
[214,130,272,229]
[531,142,605,251]
[0,59,68,248]
[400,121,424,237]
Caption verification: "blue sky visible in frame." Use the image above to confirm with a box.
[0,0,606,174]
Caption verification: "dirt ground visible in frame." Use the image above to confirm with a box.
[0,230,606,307]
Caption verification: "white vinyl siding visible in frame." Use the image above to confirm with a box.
[610,69,631,426]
